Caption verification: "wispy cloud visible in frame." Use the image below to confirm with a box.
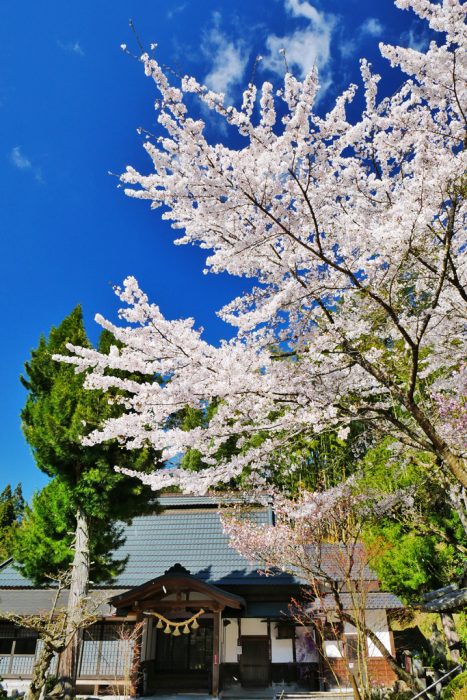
[360,17,384,38]
[57,39,84,56]
[9,146,43,182]
[203,14,249,103]
[400,26,430,52]
[338,16,385,59]
[167,3,187,20]
[262,0,336,95]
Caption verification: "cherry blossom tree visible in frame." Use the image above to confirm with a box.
[58,0,466,491]
[220,485,424,694]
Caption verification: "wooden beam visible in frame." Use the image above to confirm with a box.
[135,600,218,612]
[212,609,221,697]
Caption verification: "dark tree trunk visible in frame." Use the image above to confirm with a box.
[58,505,90,689]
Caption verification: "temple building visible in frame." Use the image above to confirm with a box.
[0,495,403,696]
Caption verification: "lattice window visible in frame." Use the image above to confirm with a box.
[78,622,134,679]
[0,623,38,676]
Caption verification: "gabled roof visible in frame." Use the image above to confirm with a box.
[0,497,396,608]
[111,563,245,612]
[0,498,294,592]
[109,499,290,588]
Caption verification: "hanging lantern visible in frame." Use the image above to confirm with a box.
[172,627,181,637]
[156,619,164,629]
[164,624,172,634]
[183,625,190,634]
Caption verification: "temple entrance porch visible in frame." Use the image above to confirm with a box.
[146,617,213,693]
[109,564,245,697]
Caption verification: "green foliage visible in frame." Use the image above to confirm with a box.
[361,440,465,603]
[442,670,467,700]
[365,524,457,601]
[178,397,366,493]
[268,424,366,494]
[11,479,127,584]
[17,306,162,583]
[12,480,72,576]
[0,484,24,561]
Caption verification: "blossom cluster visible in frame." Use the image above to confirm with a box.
[57,0,467,491]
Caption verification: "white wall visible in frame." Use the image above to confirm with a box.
[223,618,301,664]
[241,619,268,635]
[366,609,391,657]
[324,640,344,658]
[323,609,391,658]
[271,636,293,663]
[222,618,240,663]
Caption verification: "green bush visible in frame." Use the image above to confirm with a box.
[442,670,467,700]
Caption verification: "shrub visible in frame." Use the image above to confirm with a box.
[442,670,467,700]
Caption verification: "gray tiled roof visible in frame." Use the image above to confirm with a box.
[311,591,404,611]
[0,501,282,591]
[110,504,285,587]
[0,498,398,611]
[156,495,240,507]
[0,559,34,588]
[316,544,379,582]
[0,588,127,615]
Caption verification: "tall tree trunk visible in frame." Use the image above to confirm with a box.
[26,644,56,700]
[58,505,90,689]
[440,612,461,663]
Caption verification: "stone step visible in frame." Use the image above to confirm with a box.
[275,694,354,700]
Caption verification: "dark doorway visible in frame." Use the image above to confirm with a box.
[240,636,270,687]
[150,621,213,692]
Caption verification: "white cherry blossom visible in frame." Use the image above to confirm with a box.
[57,0,467,492]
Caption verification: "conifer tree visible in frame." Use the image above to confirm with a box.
[12,478,128,585]
[20,306,161,687]
[0,484,24,560]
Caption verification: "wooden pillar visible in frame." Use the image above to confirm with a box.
[130,615,143,698]
[267,619,272,685]
[212,607,222,697]
[315,619,326,692]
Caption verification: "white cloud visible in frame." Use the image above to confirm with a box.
[360,17,384,38]
[262,0,335,94]
[203,17,249,103]
[10,146,32,170]
[286,0,323,24]
[401,27,430,52]
[57,40,84,56]
[167,3,187,20]
[9,146,43,182]
[338,17,385,59]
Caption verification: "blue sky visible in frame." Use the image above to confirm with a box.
[0,0,434,501]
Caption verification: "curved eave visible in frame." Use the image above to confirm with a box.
[110,570,245,611]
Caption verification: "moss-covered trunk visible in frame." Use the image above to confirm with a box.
[25,644,55,700]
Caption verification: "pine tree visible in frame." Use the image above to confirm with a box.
[12,478,128,584]
[0,484,24,560]
[20,306,161,687]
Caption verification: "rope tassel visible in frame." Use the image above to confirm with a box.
[144,608,205,635]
